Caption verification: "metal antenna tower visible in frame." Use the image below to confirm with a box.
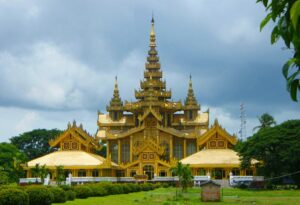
[239,103,247,140]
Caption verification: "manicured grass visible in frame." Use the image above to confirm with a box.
[54,187,300,205]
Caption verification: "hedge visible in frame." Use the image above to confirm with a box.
[48,187,66,203]
[0,188,29,205]
[74,186,92,199]
[26,186,54,205]
[0,182,161,204]
[65,190,76,201]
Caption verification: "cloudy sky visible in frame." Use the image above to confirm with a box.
[0,0,299,141]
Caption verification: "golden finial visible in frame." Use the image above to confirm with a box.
[114,76,118,89]
[214,118,219,126]
[150,15,156,47]
[189,74,192,88]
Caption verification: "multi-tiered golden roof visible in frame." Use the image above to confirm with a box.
[23,18,256,181]
[96,17,252,179]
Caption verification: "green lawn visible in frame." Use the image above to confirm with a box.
[54,187,300,205]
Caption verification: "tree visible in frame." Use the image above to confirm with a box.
[171,162,193,192]
[236,120,300,187]
[0,142,27,183]
[95,142,107,157]
[30,164,49,184]
[56,166,65,185]
[258,0,300,101]
[253,113,276,131]
[0,170,9,185]
[10,129,62,160]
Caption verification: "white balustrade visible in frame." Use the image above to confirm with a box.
[229,175,264,186]
[19,178,41,184]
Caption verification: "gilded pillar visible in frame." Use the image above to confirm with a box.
[118,139,121,164]
[130,135,133,162]
[107,141,110,158]
[170,136,173,159]
[183,139,186,158]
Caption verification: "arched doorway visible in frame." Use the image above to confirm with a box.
[143,165,154,180]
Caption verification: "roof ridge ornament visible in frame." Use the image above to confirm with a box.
[150,16,156,47]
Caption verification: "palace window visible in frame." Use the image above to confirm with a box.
[189,110,193,120]
[159,171,167,177]
[167,114,171,126]
[187,140,196,156]
[63,142,70,150]
[113,112,118,121]
[135,117,139,126]
[110,141,118,164]
[246,169,253,176]
[121,139,130,163]
[92,169,99,177]
[116,170,125,177]
[78,169,86,177]
[231,168,240,176]
[102,169,111,177]
[130,171,136,177]
[173,138,183,160]
[160,142,170,161]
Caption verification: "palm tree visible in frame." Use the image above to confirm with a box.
[31,164,41,183]
[171,162,193,192]
[40,165,49,184]
[253,113,276,131]
[56,165,65,185]
[31,164,41,178]
[31,164,49,184]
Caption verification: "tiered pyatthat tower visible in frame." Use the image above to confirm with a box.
[23,17,252,182]
[123,17,182,127]
[107,77,123,121]
[97,18,238,179]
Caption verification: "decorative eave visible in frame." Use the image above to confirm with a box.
[132,138,164,156]
[157,126,192,138]
[49,121,98,149]
[197,119,237,146]
[105,125,145,139]
[138,107,162,122]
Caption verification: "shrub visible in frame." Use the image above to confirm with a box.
[127,183,139,192]
[140,183,153,191]
[74,186,92,199]
[0,188,29,205]
[48,187,66,203]
[88,185,107,196]
[121,184,132,193]
[59,185,74,191]
[65,190,76,201]
[100,183,115,195]
[0,184,22,190]
[26,186,54,205]
[115,184,125,194]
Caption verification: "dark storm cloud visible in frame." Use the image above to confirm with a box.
[0,0,298,140]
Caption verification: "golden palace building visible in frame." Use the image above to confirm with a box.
[23,18,256,181]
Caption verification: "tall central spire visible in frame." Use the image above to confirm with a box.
[134,17,172,104]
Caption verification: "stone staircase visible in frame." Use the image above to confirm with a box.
[213,179,231,188]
